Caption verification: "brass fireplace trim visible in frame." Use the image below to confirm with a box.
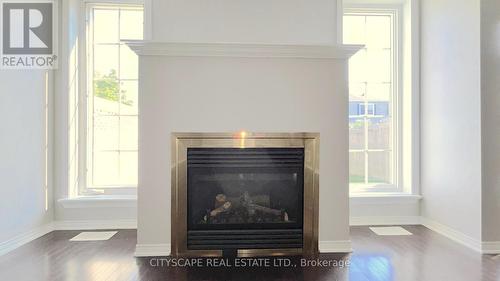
[171,132,319,257]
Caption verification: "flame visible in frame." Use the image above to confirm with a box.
[239,131,247,148]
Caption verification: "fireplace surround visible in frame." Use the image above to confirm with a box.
[171,132,319,257]
[130,41,359,257]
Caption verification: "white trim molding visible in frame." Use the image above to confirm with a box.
[350,194,422,205]
[125,41,362,59]
[319,240,353,253]
[0,223,55,257]
[350,216,420,226]
[421,217,482,253]
[53,219,137,230]
[135,244,171,257]
[58,196,137,209]
[482,242,500,255]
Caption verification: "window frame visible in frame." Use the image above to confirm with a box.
[78,0,145,196]
[344,6,404,194]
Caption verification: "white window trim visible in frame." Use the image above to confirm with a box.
[78,0,147,196]
[58,195,137,209]
[345,6,404,194]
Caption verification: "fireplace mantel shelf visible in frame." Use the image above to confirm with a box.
[124,41,362,59]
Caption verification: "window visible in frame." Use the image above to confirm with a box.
[84,4,143,193]
[358,103,375,116]
[344,9,400,192]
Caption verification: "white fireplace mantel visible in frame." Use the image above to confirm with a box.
[125,41,362,59]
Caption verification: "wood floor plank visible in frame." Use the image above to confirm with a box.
[0,226,498,281]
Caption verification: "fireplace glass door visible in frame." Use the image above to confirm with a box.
[186,147,304,250]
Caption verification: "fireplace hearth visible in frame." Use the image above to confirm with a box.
[171,133,319,257]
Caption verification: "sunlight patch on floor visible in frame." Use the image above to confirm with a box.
[69,231,118,241]
[369,226,413,236]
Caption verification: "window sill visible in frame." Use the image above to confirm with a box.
[349,193,422,205]
[58,195,137,209]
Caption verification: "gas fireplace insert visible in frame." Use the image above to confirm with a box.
[171,133,319,257]
[187,148,304,251]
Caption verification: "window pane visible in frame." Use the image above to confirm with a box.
[119,45,139,80]
[120,9,143,40]
[367,118,391,150]
[366,49,391,83]
[93,116,119,151]
[366,16,391,49]
[119,152,138,186]
[87,4,143,188]
[93,152,119,186]
[367,151,392,184]
[93,91,119,116]
[349,49,367,83]
[120,81,138,115]
[93,9,119,44]
[349,152,365,184]
[93,45,119,80]
[345,11,396,188]
[93,69,120,115]
[349,117,365,150]
[349,83,366,100]
[119,116,138,150]
[343,15,366,45]
[367,83,391,102]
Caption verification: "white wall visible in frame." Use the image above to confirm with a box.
[420,0,482,241]
[481,0,500,243]
[138,55,351,251]
[0,70,53,244]
[350,197,420,225]
[150,0,340,44]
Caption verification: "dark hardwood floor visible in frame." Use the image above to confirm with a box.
[0,226,498,281]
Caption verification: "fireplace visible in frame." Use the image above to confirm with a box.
[171,133,319,257]
[187,147,304,251]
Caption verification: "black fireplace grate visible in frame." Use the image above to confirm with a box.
[187,148,304,168]
[187,229,303,250]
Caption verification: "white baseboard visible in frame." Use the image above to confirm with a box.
[482,241,500,255]
[420,217,482,253]
[0,222,55,256]
[135,243,171,257]
[53,219,137,230]
[350,216,421,226]
[319,240,352,253]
